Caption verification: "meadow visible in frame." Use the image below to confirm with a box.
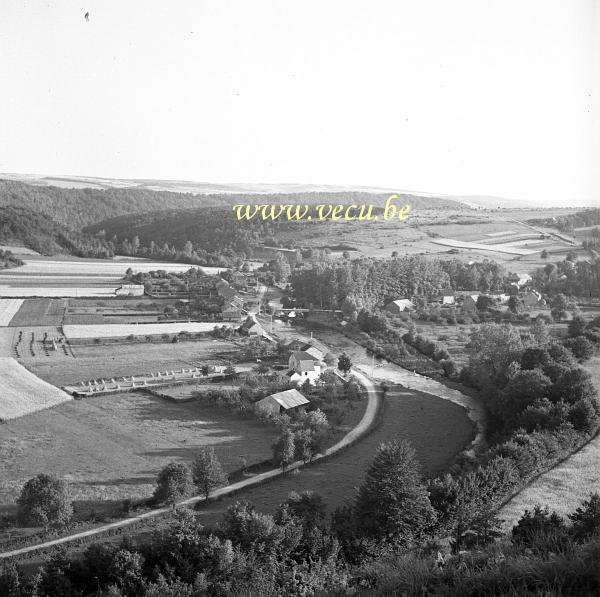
[0,390,279,506]
[63,321,232,340]
[189,384,474,526]
[0,357,72,421]
[0,299,24,326]
[20,337,241,387]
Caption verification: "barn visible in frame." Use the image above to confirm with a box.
[254,388,310,416]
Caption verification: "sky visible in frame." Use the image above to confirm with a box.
[0,0,598,206]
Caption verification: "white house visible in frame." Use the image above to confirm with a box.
[254,388,310,415]
[384,298,414,314]
[288,350,322,384]
[115,284,144,297]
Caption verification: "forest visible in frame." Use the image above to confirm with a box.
[528,207,600,233]
[0,206,113,258]
[290,256,509,311]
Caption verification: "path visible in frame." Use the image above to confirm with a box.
[0,369,380,560]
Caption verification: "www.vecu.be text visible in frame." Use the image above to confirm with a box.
[232,194,411,222]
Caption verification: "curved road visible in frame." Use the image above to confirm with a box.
[0,369,380,560]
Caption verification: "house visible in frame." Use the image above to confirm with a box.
[221,303,243,321]
[255,389,310,416]
[285,339,307,352]
[490,292,511,305]
[115,284,145,297]
[231,271,248,288]
[238,316,264,336]
[384,298,414,314]
[522,290,542,309]
[301,343,325,361]
[288,350,322,384]
[508,273,532,287]
[461,295,479,313]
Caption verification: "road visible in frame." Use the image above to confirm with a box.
[0,368,381,560]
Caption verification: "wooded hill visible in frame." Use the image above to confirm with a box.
[0,206,112,257]
[0,178,463,229]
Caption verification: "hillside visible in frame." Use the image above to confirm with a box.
[0,178,464,230]
[0,206,112,257]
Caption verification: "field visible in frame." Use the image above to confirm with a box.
[6,298,66,327]
[0,357,72,421]
[498,356,600,529]
[20,337,242,387]
[63,321,233,339]
[189,384,475,526]
[0,255,225,298]
[0,245,40,255]
[0,391,279,505]
[0,299,24,326]
[280,207,581,268]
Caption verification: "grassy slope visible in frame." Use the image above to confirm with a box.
[498,355,600,529]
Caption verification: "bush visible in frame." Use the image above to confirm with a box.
[511,505,567,552]
[17,474,73,530]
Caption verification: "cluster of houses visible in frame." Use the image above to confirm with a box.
[385,281,544,316]
[217,274,260,322]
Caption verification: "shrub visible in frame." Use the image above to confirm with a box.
[17,474,73,530]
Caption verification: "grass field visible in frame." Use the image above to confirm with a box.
[0,391,279,505]
[0,357,71,421]
[190,384,474,526]
[7,298,66,327]
[22,337,241,386]
[0,299,24,326]
[498,356,600,529]
[0,256,225,297]
[63,321,233,339]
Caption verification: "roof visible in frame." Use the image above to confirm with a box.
[302,345,324,359]
[291,350,320,363]
[386,299,414,309]
[265,389,310,409]
[238,315,262,332]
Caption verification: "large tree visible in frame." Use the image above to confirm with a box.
[153,462,194,505]
[354,440,436,546]
[192,447,228,499]
[17,474,72,530]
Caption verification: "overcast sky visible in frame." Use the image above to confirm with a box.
[0,1,597,205]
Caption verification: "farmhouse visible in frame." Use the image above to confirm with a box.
[115,284,145,297]
[221,302,243,321]
[288,350,322,384]
[285,339,307,352]
[384,298,414,314]
[301,343,325,361]
[254,388,310,415]
[238,316,264,336]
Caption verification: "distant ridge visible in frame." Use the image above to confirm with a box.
[2,172,586,209]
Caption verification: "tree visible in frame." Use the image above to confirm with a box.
[273,254,291,284]
[272,427,296,471]
[564,336,594,362]
[337,353,352,376]
[192,447,227,499]
[279,491,326,528]
[224,363,237,377]
[324,352,336,367]
[153,462,194,505]
[17,474,72,530]
[507,295,522,314]
[200,364,210,377]
[467,323,523,388]
[569,493,600,541]
[256,361,270,375]
[354,440,436,546]
[511,505,566,550]
[550,293,568,322]
[568,314,587,338]
[541,249,549,259]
